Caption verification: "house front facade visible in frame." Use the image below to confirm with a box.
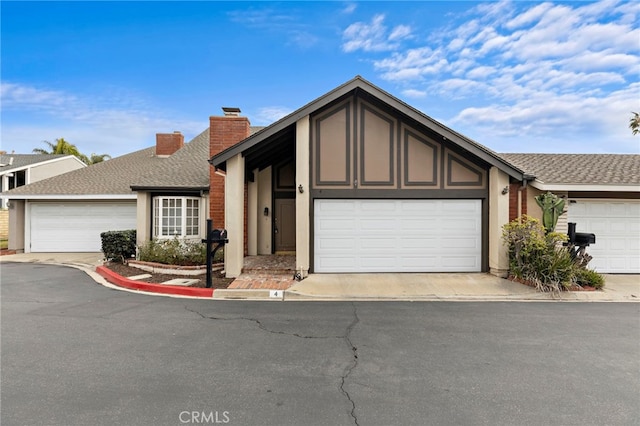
[210,77,534,278]
[211,77,640,277]
[3,76,637,275]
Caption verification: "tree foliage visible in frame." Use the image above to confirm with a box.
[630,112,640,136]
[33,138,110,165]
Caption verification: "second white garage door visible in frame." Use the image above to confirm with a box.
[30,202,137,252]
[568,200,640,273]
[314,199,482,273]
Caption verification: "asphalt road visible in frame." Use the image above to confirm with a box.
[1,262,639,426]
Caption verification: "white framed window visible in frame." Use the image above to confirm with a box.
[153,196,200,238]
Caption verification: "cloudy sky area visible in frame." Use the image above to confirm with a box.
[2,0,639,158]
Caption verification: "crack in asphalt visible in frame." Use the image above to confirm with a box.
[340,302,360,426]
[183,305,344,339]
[185,303,361,425]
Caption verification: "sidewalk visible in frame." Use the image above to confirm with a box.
[1,252,638,302]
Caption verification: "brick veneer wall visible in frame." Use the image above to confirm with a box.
[508,183,528,221]
[209,115,250,231]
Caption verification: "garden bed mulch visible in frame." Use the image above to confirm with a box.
[508,275,599,292]
[103,261,234,289]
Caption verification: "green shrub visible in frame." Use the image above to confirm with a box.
[502,216,573,292]
[574,268,605,289]
[502,216,605,292]
[101,230,136,263]
[137,238,220,266]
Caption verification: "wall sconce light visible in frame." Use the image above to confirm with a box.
[501,186,509,195]
[264,207,269,216]
[298,184,304,194]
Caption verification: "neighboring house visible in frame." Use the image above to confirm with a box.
[210,76,639,277]
[0,153,86,209]
[502,154,640,273]
[3,76,638,275]
[0,123,262,253]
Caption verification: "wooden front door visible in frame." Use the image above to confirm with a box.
[274,198,296,252]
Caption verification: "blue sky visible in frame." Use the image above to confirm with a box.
[2,0,639,159]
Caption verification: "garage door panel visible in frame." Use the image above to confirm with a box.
[399,237,439,249]
[442,237,479,249]
[568,200,640,273]
[31,202,136,252]
[442,256,479,268]
[361,218,396,231]
[317,218,356,231]
[314,199,482,273]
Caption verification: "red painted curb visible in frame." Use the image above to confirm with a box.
[96,266,214,298]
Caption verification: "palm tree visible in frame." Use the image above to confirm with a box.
[33,138,110,165]
[87,153,111,164]
[630,112,640,136]
[33,138,83,157]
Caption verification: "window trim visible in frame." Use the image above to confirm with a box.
[153,196,201,239]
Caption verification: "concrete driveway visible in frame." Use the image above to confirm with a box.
[1,252,638,301]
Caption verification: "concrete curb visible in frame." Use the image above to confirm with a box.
[4,256,637,302]
[95,266,214,298]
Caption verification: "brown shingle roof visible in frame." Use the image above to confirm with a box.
[2,130,212,197]
[0,154,74,173]
[501,153,640,185]
[130,129,210,190]
[2,125,265,198]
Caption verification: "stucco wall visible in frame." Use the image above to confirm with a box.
[295,116,310,276]
[29,157,85,182]
[488,167,510,276]
[257,167,273,255]
[8,200,25,251]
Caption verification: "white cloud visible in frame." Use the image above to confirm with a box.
[1,82,204,157]
[342,14,411,52]
[344,0,640,152]
[253,106,292,125]
[401,89,427,98]
[389,24,412,41]
[341,3,357,15]
[506,2,554,29]
[228,7,318,49]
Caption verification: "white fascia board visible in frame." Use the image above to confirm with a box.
[530,180,639,192]
[0,194,137,200]
[32,155,87,168]
[0,155,86,174]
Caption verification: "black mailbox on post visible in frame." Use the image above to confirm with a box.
[567,222,596,246]
[202,220,228,288]
[208,229,228,244]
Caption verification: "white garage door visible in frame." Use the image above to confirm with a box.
[30,202,137,252]
[568,200,640,273]
[314,199,482,273]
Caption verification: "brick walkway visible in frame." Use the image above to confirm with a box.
[227,255,297,290]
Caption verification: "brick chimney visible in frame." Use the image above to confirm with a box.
[210,107,250,229]
[156,131,184,156]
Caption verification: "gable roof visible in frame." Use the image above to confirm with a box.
[210,75,528,180]
[130,129,210,191]
[1,126,266,200]
[1,146,159,199]
[502,153,640,191]
[0,133,210,199]
[0,153,82,174]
